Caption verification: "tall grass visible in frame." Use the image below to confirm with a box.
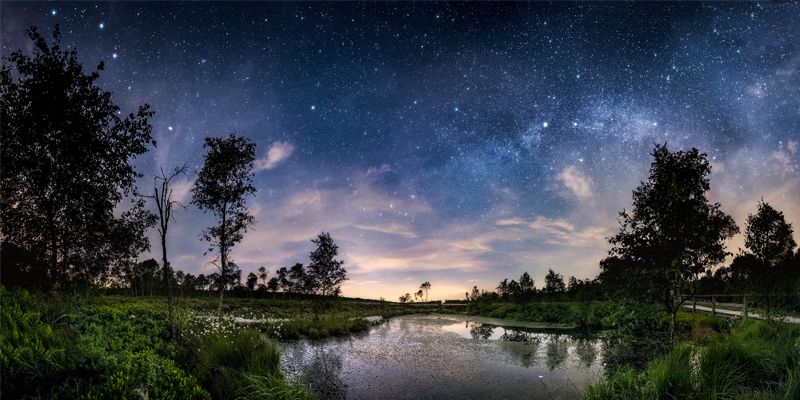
[585,318,800,400]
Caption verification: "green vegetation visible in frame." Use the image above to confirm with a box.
[0,286,311,399]
[586,318,800,400]
[464,300,614,329]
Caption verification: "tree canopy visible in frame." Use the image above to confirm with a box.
[191,133,256,312]
[307,232,347,296]
[1,26,155,289]
[605,144,738,329]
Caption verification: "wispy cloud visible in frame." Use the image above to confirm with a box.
[255,141,294,171]
[557,165,593,200]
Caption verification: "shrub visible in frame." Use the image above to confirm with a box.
[0,287,68,397]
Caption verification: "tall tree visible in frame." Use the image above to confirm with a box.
[306,232,347,296]
[288,263,308,295]
[191,134,256,316]
[519,272,536,297]
[420,281,432,302]
[608,144,738,336]
[745,200,796,267]
[139,165,186,333]
[246,272,258,292]
[276,267,290,292]
[543,269,565,294]
[267,277,280,297]
[1,26,155,288]
[740,200,797,311]
[497,278,510,299]
[258,266,268,286]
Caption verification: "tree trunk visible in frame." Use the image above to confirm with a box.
[161,234,174,336]
[217,212,226,319]
[47,205,58,289]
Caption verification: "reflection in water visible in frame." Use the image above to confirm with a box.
[280,315,605,400]
[575,338,598,368]
[304,346,346,399]
[545,335,569,370]
[469,322,495,340]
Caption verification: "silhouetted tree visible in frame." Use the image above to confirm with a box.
[519,272,536,298]
[468,286,481,301]
[420,281,432,301]
[267,277,280,297]
[246,272,258,292]
[745,200,796,267]
[139,165,186,332]
[1,26,155,289]
[307,232,347,296]
[276,267,290,292]
[497,278,510,299]
[508,279,521,297]
[608,144,738,337]
[543,269,566,294]
[288,263,308,295]
[258,266,268,286]
[191,133,256,316]
[740,200,797,312]
[136,259,160,297]
[415,289,424,302]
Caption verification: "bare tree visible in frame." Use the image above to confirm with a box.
[139,165,187,333]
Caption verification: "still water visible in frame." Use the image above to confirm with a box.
[279,314,605,399]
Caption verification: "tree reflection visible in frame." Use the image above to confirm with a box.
[302,346,346,400]
[545,336,569,370]
[574,338,597,367]
[469,322,495,339]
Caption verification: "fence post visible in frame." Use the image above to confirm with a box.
[712,295,716,317]
[743,295,748,318]
[693,297,697,312]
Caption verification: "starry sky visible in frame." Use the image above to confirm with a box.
[2,2,799,300]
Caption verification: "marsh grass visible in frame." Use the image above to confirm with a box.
[240,374,314,400]
[585,318,800,400]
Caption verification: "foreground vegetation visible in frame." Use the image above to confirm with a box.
[586,317,800,400]
[0,286,468,399]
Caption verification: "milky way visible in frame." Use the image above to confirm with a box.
[3,2,798,299]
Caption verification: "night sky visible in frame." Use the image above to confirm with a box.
[2,2,798,299]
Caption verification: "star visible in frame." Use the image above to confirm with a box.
[99,22,105,30]
[51,9,57,16]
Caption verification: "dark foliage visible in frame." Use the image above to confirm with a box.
[1,27,156,289]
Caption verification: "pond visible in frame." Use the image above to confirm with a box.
[279,314,605,399]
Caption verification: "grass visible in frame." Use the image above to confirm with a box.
[585,317,800,400]
[0,287,318,399]
[2,288,463,399]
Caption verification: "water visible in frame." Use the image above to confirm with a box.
[279,314,605,399]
